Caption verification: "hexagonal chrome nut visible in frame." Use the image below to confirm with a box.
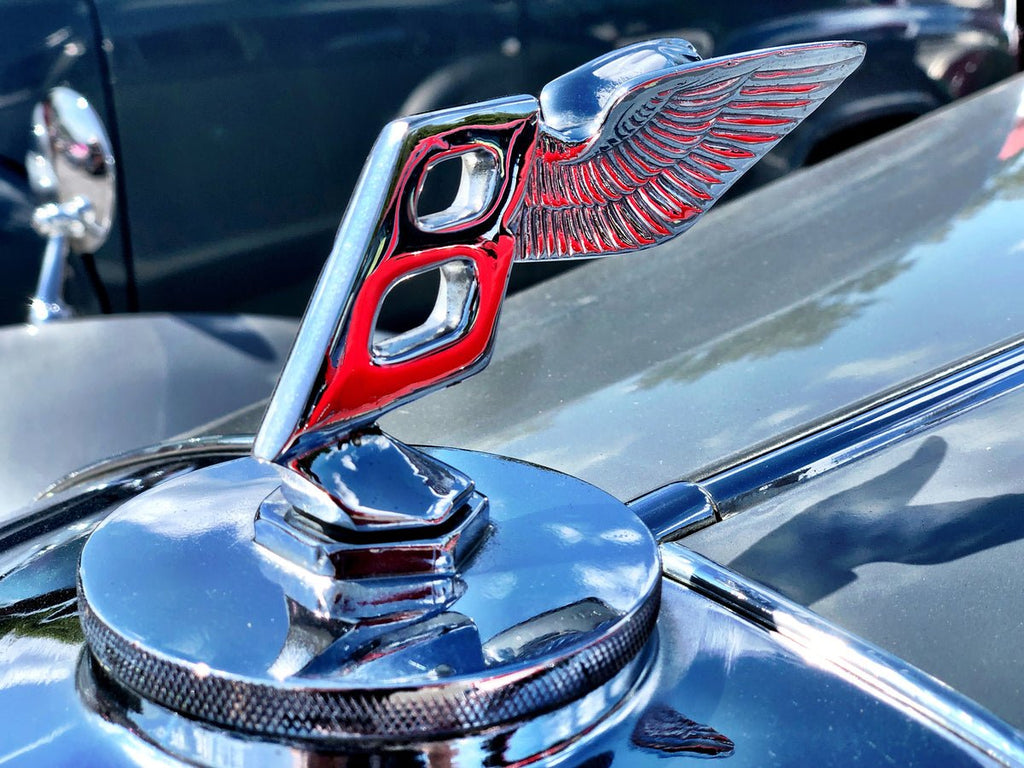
[254,487,489,620]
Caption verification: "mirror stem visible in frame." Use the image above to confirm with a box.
[29,232,73,325]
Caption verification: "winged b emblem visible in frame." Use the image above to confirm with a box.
[255,38,865,490]
[517,39,864,259]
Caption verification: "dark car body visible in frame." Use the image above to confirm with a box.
[0,0,1018,326]
[2,63,1024,763]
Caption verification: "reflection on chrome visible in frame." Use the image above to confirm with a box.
[661,544,1024,765]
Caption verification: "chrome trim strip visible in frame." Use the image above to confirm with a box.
[39,435,252,498]
[662,544,1024,767]
[629,480,717,541]
[702,338,1024,518]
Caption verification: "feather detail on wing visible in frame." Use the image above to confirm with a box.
[513,41,866,260]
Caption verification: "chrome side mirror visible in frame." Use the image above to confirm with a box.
[25,87,116,324]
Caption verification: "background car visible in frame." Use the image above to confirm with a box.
[0,0,1019,327]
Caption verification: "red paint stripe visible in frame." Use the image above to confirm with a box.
[609,151,645,185]
[702,143,755,159]
[636,185,677,225]
[678,162,719,185]
[742,84,820,95]
[663,107,720,120]
[623,146,659,175]
[679,204,700,220]
[719,115,794,126]
[672,77,740,98]
[710,129,779,144]
[753,67,820,79]
[663,168,712,201]
[732,99,811,109]
[615,200,656,243]
[691,154,732,173]
[600,155,633,193]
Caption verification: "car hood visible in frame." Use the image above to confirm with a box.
[0,314,294,516]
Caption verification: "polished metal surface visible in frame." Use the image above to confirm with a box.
[661,546,1024,766]
[630,480,717,540]
[77,450,661,743]
[26,87,116,323]
[0,501,1006,765]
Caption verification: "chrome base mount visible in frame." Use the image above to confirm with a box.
[77,447,661,749]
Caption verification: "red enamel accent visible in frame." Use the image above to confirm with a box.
[678,162,719,185]
[309,237,515,428]
[710,129,780,144]
[670,76,740,98]
[702,144,756,159]
[663,107,720,120]
[719,115,794,126]
[690,154,733,173]
[732,99,812,109]
[741,84,820,95]
[623,146,659,175]
[610,152,645,185]
[663,168,712,201]
[539,140,588,163]
[752,67,820,79]
[600,156,633,193]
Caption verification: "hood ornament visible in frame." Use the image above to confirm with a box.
[253,36,865,543]
[76,39,864,756]
[259,37,864,459]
